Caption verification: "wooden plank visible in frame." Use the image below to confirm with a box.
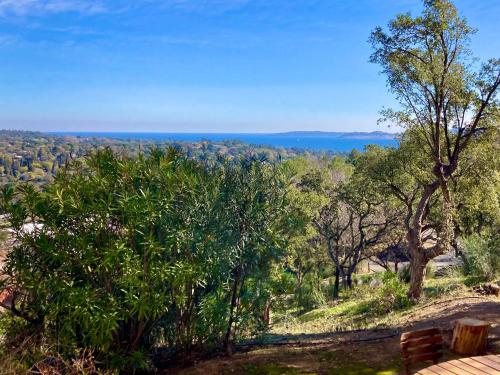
[472,357,500,372]
[404,344,443,357]
[418,368,442,375]
[449,359,491,374]
[419,356,500,375]
[401,335,443,349]
[402,328,441,341]
[459,357,499,374]
[428,364,464,375]
[484,355,500,365]
[438,361,477,375]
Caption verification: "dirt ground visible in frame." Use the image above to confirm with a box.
[167,295,500,375]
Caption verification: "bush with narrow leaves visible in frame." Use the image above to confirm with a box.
[0,148,290,371]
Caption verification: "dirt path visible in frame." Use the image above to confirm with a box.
[167,296,499,375]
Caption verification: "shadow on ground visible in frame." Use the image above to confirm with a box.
[168,297,499,375]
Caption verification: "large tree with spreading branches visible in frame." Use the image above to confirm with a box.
[370,0,499,299]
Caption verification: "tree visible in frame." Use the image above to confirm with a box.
[373,242,410,273]
[315,153,401,298]
[216,156,289,353]
[285,168,329,309]
[451,128,500,239]
[370,0,499,299]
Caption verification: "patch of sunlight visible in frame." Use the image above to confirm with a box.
[327,363,398,375]
[272,276,473,336]
[243,363,316,375]
[298,300,360,323]
[422,275,468,299]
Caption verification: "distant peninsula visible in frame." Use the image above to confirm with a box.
[275,131,398,139]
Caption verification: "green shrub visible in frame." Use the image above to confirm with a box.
[398,265,411,284]
[354,272,384,285]
[369,272,412,315]
[294,275,327,311]
[0,149,290,371]
[461,235,499,281]
[425,263,434,279]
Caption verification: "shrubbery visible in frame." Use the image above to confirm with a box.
[0,148,290,371]
[297,275,327,311]
[398,265,411,284]
[460,235,500,281]
[370,272,412,315]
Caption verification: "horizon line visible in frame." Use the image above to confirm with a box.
[41,130,400,135]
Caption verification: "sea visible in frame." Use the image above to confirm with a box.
[49,132,398,152]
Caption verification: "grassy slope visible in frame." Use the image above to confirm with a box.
[214,275,495,375]
[271,276,469,336]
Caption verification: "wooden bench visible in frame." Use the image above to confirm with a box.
[401,328,443,375]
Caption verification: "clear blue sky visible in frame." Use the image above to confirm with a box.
[0,1,498,133]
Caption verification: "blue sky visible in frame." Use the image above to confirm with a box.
[0,0,498,133]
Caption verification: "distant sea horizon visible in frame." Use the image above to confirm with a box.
[48,131,399,152]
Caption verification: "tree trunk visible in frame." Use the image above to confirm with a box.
[346,272,353,289]
[406,181,439,300]
[332,268,340,300]
[342,274,347,290]
[451,318,490,355]
[262,300,271,327]
[224,268,241,354]
[407,235,428,301]
[296,269,303,306]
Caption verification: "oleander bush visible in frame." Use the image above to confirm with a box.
[0,148,290,371]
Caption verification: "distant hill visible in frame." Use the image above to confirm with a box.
[276,131,398,140]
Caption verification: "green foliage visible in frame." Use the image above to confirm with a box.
[368,272,412,315]
[281,160,331,311]
[296,274,328,311]
[425,263,435,279]
[327,364,398,375]
[0,130,340,187]
[398,265,411,284]
[0,148,290,371]
[460,235,500,281]
[423,276,467,298]
[315,148,404,299]
[453,128,500,237]
[0,1,498,370]
[370,0,500,300]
